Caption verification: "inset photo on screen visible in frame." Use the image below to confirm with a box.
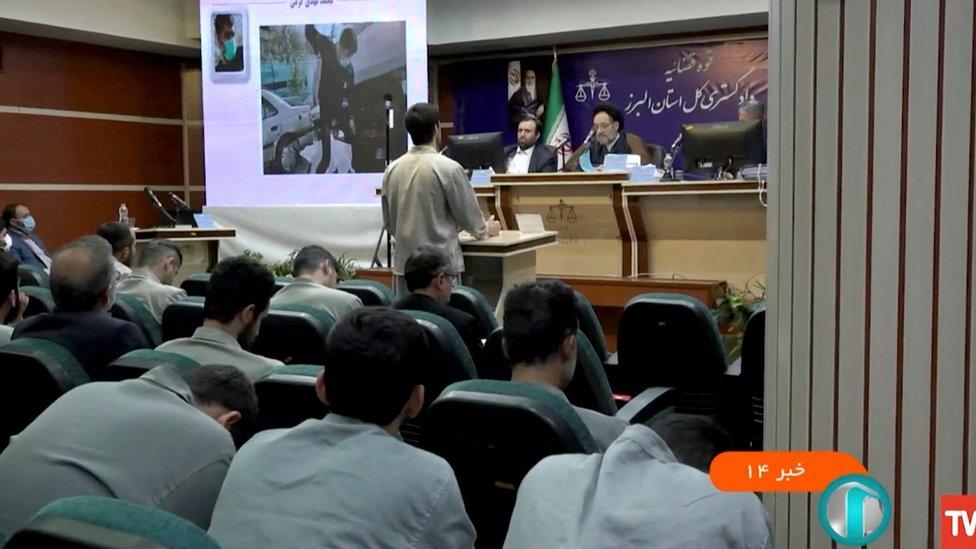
[259,22,407,175]
[211,9,250,83]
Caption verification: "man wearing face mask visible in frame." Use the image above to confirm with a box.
[0,218,14,252]
[214,14,244,72]
[2,203,52,271]
[157,256,283,382]
[0,252,29,345]
[305,24,358,174]
[12,236,149,378]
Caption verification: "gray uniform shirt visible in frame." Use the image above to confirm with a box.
[208,414,476,548]
[0,366,235,533]
[505,424,772,549]
[156,326,282,382]
[116,268,188,324]
[270,277,363,322]
[382,145,488,275]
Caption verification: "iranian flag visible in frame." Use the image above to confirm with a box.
[542,52,572,169]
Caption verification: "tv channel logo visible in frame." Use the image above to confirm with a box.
[818,474,891,545]
[942,495,976,548]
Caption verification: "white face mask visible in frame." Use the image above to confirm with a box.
[1,234,11,250]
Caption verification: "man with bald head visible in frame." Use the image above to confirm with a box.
[13,236,149,378]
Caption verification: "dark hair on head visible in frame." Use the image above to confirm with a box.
[519,115,543,135]
[204,256,275,323]
[649,414,733,473]
[96,222,134,255]
[183,364,259,448]
[338,27,358,55]
[502,280,578,365]
[404,102,439,145]
[50,236,114,313]
[136,240,182,268]
[292,245,337,278]
[592,103,624,131]
[0,251,19,296]
[403,246,452,292]
[2,204,23,225]
[323,307,429,426]
[214,14,234,34]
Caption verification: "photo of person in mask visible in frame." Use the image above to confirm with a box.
[305,25,358,174]
[214,13,244,72]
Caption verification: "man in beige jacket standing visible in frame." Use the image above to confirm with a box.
[382,103,500,297]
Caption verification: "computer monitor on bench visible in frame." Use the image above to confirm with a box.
[681,120,765,178]
[444,132,507,174]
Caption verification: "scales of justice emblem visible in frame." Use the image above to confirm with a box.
[575,69,611,103]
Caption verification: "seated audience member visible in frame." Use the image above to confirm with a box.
[0,364,257,532]
[394,246,483,368]
[504,417,771,549]
[0,218,11,252]
[157,256,283,381]
[116,240,187,324]
[0,252,28,345]
[208,308,476,548]
[2,203,51,271]
[96,221,136,280]
[270,245,362,320]
[504,116,557,174]
[503,280,625,450]
[13,236,149,376]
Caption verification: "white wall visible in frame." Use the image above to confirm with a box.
[426,0,768,53]
[0,0,199,56]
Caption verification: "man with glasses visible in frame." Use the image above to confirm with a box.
[565,103,651,170]
[393,246,484,370]
[12,236,149,378]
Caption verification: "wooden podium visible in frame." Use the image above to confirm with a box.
[459,230,558,312]
[134,227,236,284]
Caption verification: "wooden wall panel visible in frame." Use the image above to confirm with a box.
[0,191,177,250]
[768,0,976,547]
[0,113,183,186]
[0,32,183,119]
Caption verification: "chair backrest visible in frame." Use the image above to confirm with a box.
[483,328,617,416]
[20,286,55,318]
[338,279,395,307]
[449,285,498,339]
[254,364,328,431]
[7,496,219,549]
[617,293,728,414]
[574,290,610,361]
[102,350,203,382]
[423,379,597,548]
[0,338,90,451]
[645,142,665,167]
[740,307,765,449]
[17,264,49,289]
[178,273,210,298]
[161,299,205,342]
[400,310,478,445]
[253,307,332,365]
[111,294,164,347]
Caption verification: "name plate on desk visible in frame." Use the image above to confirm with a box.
[628,165,657,183]
[515,213,547,234]
[603,154,641,172]
[470,169,493,187]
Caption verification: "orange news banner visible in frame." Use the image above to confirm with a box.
[710,451,868,492]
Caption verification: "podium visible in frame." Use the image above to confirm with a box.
[459,230,558,312]
[134,227,236,285]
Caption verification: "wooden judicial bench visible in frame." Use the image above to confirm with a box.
[372,172,766,351]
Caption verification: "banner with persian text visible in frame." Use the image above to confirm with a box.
[451,38,767,167]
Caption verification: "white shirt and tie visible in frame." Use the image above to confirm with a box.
[507,146,535,174]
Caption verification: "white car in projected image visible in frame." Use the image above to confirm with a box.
[261,89,317,174]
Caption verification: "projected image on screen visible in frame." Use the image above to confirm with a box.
[259,22,407,176]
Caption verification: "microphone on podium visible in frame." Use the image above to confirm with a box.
[581,128,596,149]
[383,93,394,129]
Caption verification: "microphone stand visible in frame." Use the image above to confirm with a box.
[373,95,395,268]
